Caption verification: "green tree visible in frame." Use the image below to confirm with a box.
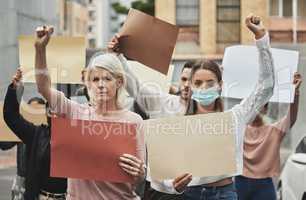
[111,2,129,14]
[112,0,155,16]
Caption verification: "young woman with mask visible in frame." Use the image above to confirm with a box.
[174,14,275,200]
[236,73,302,200]
[34,26,146,200]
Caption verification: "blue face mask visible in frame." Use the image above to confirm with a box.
[191,87,220,106]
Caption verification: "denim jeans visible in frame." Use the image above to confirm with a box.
[183,183,237,200]
[235,176,276,200]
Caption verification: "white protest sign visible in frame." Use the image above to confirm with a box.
[222,45,299,103]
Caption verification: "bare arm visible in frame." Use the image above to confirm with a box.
[34,26,73,115]
[34,26,53,102]
[289,72,302,128]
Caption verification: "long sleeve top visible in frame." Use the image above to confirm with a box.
[47,88,145,200]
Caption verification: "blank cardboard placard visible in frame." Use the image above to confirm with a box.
[51,117,138,182]
[0,103,20,142]
[144,112,236,180]
[222,46,299,103]
[0,102,46,142]
[118,8,179,75]
[127,61,174,93]
[19,36,85,84]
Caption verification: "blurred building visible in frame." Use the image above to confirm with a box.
[156,0,306,80]
[269,0,306,43]
[87,0,113,48]
[156,0,270,57]
[87,0,133,48]
[57,0,88,37]
[0,0,58,101]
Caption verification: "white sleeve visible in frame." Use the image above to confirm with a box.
[150,179,183,195]
[118,54,176,117]
[231,33,275,125]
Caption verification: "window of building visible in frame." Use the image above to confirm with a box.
[216,0,240,44]
[89,38,96,48]
[271,0,306,19]
[89,10,96,20]
[88,25,93,33]
[176,0,199,26]
[76,18,81,33]
[283,0,293,17]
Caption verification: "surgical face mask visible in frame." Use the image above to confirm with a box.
[191,86,220,106]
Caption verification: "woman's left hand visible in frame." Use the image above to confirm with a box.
[11,68,23,89]
[107,34,121,53]
[119,154,145,182]
[245,14,266,39]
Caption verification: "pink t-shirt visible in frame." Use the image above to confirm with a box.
[51,90,145,200]
[243,115,290,178]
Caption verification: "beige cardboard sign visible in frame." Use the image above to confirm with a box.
[19,36,85,84]
[144,112,237,180]
[0,102,47,142]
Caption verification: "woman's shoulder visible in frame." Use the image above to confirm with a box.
[122,110,143,123]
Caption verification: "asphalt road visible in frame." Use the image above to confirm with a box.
[0,167,16,200]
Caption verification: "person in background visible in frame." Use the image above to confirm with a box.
[0,140,26,200]
[75,69,90,101]
[0,84,46,200]
[3,68,67,200]
[235,72,302,200]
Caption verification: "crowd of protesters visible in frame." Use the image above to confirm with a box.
[0,13,303,200]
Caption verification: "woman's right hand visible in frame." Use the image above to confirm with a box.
[34,25,54,49]
[173,173,192,193]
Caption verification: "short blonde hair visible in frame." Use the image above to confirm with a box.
[86,53,127,108]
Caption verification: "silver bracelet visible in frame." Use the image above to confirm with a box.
[35,68,49,76]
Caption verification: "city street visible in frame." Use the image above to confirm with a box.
[0,167,15,200]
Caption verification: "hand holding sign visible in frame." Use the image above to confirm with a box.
[119,153,146,183]
[108,34,121,54]
[112,8,179,75]
[173,173,193,193]
[293,72,302,95]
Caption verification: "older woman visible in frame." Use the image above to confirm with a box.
[34,26,145,200]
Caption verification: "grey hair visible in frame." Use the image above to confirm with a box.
[85,52,127,108]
